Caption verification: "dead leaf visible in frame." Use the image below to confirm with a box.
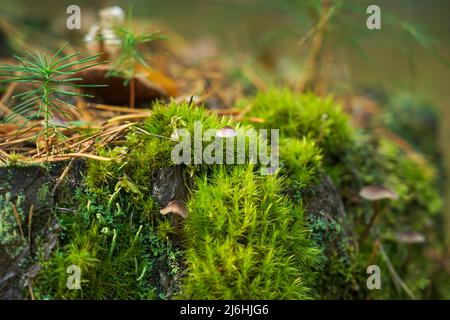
[75,66,168,107]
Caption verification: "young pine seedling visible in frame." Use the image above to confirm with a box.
[108,12,165,108]
[0,44,105,156]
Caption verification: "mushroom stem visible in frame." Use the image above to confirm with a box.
[360,201,380,244]
[171,215,182,245]
[159,199,189,245]
[400,246,413,272]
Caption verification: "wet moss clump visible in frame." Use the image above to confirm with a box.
[182,165,319,299]
[35,188,182,299]
[35,99,322,299]
[34,102,235,299]
[32,88,443,299]
[242,88,353,162]
[140,102,321,299]
[242,88,443,299]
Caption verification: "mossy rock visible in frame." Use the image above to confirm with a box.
[0,159,86,299]
[151,166,192,207]
[303,174,354,246]
[24,89,444,299]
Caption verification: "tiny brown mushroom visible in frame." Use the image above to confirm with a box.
[395,231,426,244]
[216,126,237,138]
[359,185,398,201]
[359,185,398,244]
[160,200,188,245]
[395,231,426,270]
[160,200,189,219]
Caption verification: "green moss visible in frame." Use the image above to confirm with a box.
[36,100,323,299]
[241,88,353,161]
[344,135,442,299]
[316,131,442,299]
[139,102,321,298]
[243,89,443,299]
[278,137,323,191]
[35,101,231,299]
[37,183,50,204]
[181,165,319,299]
[33,88,444,300]
[86,102,229,192]
[34,188,182,299]
[0,192,27,258]
[306,211,364,299]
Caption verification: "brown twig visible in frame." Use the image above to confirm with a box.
[0,132,39,148]
[28,153,113,163]
[28,204,34,248]
[297,0,334,93]
[208,109,241,116]
[27,280,35,300]
[0,101,28,124]
[28,122,135,158]
[240,65,268,92]
[235,103,254,122]
[12,204,25,240]
[88,102,148,114]
[51,158,75,196]
[0,148,10,163]
[106,113,151,124]
[0,82,17,105]
[360,201,381,244]
[368,238,381,265]
[378,240,417,300]
[247,117,265,124]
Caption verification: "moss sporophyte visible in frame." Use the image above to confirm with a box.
[169,121,279,175]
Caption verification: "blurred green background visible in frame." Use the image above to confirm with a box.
[1,0,448,104]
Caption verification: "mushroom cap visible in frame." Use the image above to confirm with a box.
[216,126,237,138]
[99,6,125,27]
[359,185,398,201]
[395,231,426,244]
[160,200,189,219]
